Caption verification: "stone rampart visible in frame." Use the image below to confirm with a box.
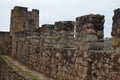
[1,6,120,80]
[11,13,112,80]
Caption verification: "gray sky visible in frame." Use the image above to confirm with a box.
[0,0,120,37]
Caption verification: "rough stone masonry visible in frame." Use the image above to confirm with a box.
[0,6,120,80]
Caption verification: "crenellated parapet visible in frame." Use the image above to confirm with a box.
[110,8,120,80]
[112,8,120,48]
[8,6,120,80]
[10,6,39,36]
[75,14,106,80]
[11,14,107,79]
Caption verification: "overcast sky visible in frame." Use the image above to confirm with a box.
[0,0,120,37]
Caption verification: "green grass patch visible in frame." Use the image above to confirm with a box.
[32,77,39,80]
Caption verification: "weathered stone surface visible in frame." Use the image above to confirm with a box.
[111,8,120,80]
[1,6,120,80]
[0,32,11,55]
[10,6,39,36]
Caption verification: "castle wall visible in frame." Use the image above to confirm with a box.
[10,6,39,58]
[8,6,120,80]
[0,32,11,55]
[110,8,120,79]
[75,15,112,80]
[10,6,39,36]
[11,14,113,80]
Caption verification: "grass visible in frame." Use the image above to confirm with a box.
[32,77,39,80]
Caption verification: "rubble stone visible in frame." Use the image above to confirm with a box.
[0,6,120,80]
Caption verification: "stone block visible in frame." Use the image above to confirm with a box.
[55,21,75,31]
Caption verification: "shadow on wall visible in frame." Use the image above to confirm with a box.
[0,32,11,55]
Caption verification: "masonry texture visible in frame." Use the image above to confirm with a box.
[0,32,11,55]
[0,6,120,80]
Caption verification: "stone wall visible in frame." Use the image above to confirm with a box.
[10,6,39,36]
[0,32,11,55]
[110,8,120,80]
[10,6,39,58]
[8,6,120,80]
[11,14,113,80]
[75,14,113,80]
